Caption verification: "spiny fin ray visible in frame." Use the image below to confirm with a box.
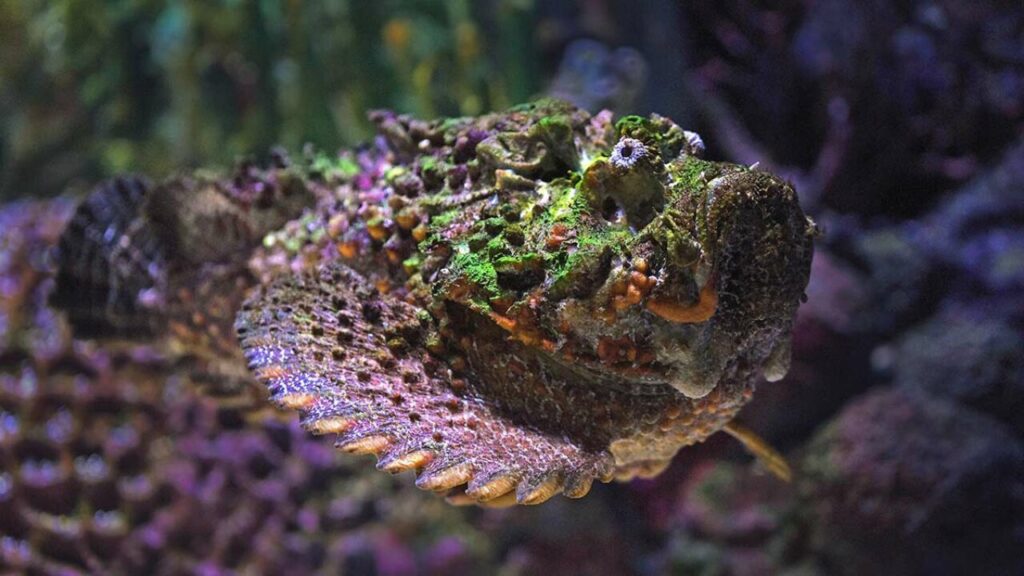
[236,261,614,505]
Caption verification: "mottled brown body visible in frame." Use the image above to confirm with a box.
[53,100,813,505]
[51,164,313,401]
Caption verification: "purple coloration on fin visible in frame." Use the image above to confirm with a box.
[237,262,615,505]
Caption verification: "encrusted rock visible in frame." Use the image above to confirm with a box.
[799,387,1024,576]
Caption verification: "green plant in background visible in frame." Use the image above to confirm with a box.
[0,0,541,200]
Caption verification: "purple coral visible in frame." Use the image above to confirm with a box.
[0,349,494,575]
[609,137,648,170]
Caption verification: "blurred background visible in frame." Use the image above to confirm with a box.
[1,1,1023,575]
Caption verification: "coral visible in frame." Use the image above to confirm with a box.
[681,0,1024,216]
[820,224,942,336]
[548,38,648,114]
[890,312,1024,435]
[798,387,1024,576]
[738,140,1024,449]
[653,461,793,576]
[479,497,635,576]
[912,141,1024,305]
[0,198,76,358]
[0,350,491,575]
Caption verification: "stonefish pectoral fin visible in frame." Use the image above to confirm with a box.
[236,263,615,505]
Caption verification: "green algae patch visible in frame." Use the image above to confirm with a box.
[430,208,463,229]
[668,156,718,196]
[309,152,360,180]
[450,248,501,300]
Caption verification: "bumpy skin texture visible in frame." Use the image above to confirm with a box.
[236,100,815,505]
[52,100,813,505]
[51,163,314,403]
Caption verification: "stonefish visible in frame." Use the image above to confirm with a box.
[52,100,815,506]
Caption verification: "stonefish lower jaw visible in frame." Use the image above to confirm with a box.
[235,100,815,506]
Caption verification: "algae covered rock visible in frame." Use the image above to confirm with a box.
[798,387,1024,576]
